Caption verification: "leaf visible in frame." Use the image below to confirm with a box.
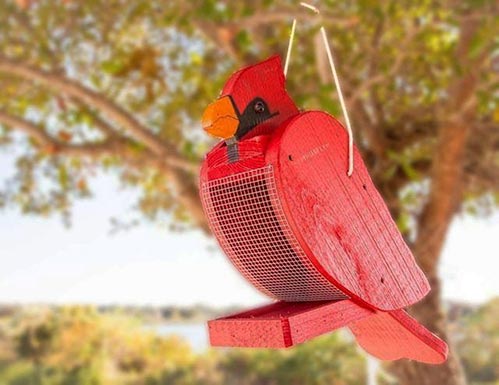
[76,178,87,192]
[101,60,125,75]
[235,31,251,50]
[493,107,499,123]
[401,160,419,180]
[58,166,69,190]
[468,33,487,60]
[396,212,411,234]
[57,131,72,142]
[15,0,30,10]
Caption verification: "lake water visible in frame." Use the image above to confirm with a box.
[153,323,209,351]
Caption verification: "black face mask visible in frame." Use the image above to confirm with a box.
[235,97,277,140]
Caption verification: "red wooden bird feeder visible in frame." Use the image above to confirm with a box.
[198,15,448,364]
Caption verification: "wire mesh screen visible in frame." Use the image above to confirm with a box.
[201,165,346,301]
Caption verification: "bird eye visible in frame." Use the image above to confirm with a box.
[254,101,265,113]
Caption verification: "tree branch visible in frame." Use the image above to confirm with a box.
[0,56,195,168]
[0,110,55,151]
[0,110,138,160]
[229,8,357,30]
[0,57,208,231]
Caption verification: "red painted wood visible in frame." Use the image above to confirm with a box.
[208,300,373,349]
[202,135,270,180]
[349,309,448,364]
[209,299,448,364]
[269,111,430,311]
[287,300,373,345]
[220,55,299,141]
[200,55,446,360]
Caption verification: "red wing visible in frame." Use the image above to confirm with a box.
[272,111,430,311]
[349,309,448,364]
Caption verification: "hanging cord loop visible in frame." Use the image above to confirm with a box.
[284,2,354,177]
[283,18,296,77]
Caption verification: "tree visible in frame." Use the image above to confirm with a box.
[453,299,499,384]
[12,306,195,385]
[0,1,497,385]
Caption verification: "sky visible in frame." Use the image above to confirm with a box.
[0,169,498,307]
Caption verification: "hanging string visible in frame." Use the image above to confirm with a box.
[285,2,354,177]
[320,26,354,176]
[283,18,296,77]
[299,2,320,13]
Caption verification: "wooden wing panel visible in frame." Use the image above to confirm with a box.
[349,310,448,364]
[269,111,430,311]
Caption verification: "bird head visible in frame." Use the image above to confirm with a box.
[202,56,298,142]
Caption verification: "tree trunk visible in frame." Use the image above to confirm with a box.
[389,114,472,385]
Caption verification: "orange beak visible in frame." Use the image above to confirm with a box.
[201,96,239,140]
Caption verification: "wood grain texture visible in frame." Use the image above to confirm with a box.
[200,56,446,359]
[349,309,448,364]
[219,55,299,141]
[268,111,430,311]
[201,135,270,180]
[209,299,448,364]
[208,300,373,348]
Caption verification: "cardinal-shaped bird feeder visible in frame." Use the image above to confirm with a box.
[199,55,448,364]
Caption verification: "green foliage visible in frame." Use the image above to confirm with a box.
[218,334,365,385]
[0,306,366,385]
[0,361,35,385]
[455,299,499,385]
[0,0,496,227]
[16,320,56,364]
[1,306,195,385]
[0,302,497,385]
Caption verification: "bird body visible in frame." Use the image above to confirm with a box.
[200,55,447,363]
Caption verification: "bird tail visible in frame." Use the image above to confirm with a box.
[348,309,448,364]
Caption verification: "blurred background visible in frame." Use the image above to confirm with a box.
[0,1,497,385]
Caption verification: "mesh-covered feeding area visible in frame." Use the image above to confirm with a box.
[201,165,346,301]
